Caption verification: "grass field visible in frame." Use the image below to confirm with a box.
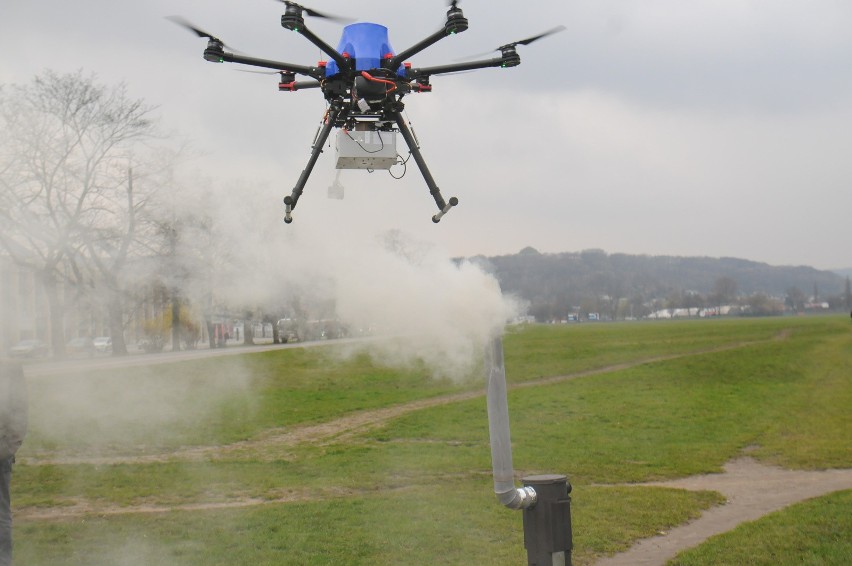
[13,315,852,565]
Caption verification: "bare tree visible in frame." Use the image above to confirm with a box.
[0,70,155,357]
[83,163,163,356]
[143,173,232,350]
[146,192,197,353]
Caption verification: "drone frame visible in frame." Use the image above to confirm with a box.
[190,2,541,223]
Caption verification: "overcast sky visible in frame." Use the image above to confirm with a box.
[2,0,851,270]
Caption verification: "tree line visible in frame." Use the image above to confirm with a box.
[472,247,851,322]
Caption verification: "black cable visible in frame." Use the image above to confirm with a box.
[389,153,409,179]
[344,129,386,154]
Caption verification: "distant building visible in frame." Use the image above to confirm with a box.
[646,306,737,319]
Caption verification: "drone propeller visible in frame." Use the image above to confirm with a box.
[234,69,297,80]
[505,25,567,49]
[275,1,354,24]
[447,0,461,9]
[166,15,241,51]
[235,69,283,75]
[458,25,566,60]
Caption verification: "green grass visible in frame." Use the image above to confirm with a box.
[14,481,723,566]
[24,349,465,452]
[502,317,797,382]
[12,315,852,565]
[669,490,852,566]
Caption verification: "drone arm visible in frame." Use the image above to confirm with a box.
[280,80,322,91]
[219,51,323,79]
[408,57,509,79]
[386,28,454,73]
[286,26,352,75]
[386,7,468,71]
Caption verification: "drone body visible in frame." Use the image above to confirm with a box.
[325,23,403,76]
[170,2,563,223]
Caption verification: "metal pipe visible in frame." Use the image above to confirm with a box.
[485,336,537,510]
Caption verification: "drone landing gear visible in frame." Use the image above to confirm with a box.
[283,108,341,223]
[283,108,458,223]
[432,196,459,223]
[393,112,458,223]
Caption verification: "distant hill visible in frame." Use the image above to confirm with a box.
[466,248,849,321]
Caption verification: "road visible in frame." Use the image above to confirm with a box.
[22,338,356,378]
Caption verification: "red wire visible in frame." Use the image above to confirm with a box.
[360,71,397,93]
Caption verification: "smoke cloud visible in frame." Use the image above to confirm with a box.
[317,228,521,380]
[208,178,522,380]
[26,360,256,456]
[174,171,523,381]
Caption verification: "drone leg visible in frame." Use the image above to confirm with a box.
[284,108,340,223]
[393,112,458,223]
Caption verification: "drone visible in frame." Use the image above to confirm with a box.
[170,1,564,223]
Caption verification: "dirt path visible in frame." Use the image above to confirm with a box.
[594,457,852,566]
[17,485,400,522]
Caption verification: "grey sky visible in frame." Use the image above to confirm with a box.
[2,0,851,269]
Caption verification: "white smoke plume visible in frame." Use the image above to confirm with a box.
[193,178,522,381]
[315,228,521,380]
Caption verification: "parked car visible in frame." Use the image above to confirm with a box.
[66,336,94,355]
[138,336,164,353]
[9,339,49,358]
[92,336,112,354]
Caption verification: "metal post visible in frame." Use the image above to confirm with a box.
[521,475,573,566]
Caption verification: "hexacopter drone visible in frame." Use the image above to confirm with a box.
[170,1,564,223]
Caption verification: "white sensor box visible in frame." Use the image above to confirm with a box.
[335,130,397,170]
